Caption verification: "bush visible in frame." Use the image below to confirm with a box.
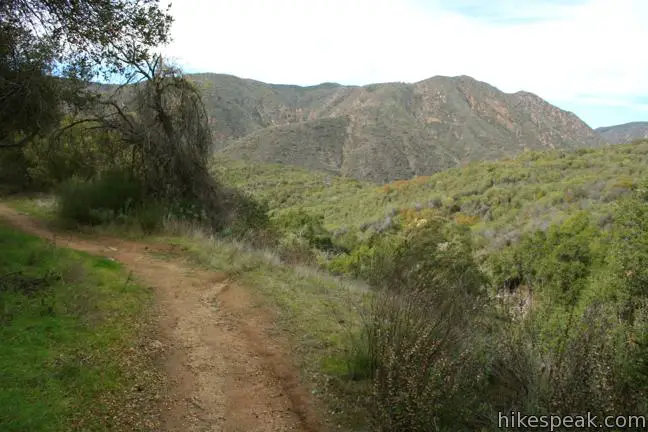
[362,287,491,431]
[276,233,316,265]
[353,255,490,431]
[327,235,401,285]
[609,178,648,299]
[23,122,129,189]
[229,190,271,232]
[331,229,358,252]
[272,209,337,252]
[57,169,146,226]
[341,219,492,431]
[490,300,648,420]
[55,163,273,237]
[388,220,486,295]
[488,212,603,306]
[0,147,32,194]
[131,202,167,234]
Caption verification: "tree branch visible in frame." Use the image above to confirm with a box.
[0,131,39,149]
[52,118,99,138]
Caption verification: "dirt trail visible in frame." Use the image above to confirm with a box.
[0,204,324,432]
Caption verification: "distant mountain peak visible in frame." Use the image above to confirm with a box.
[186,72,606,183]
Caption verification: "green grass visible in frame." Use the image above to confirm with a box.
[0,221,156,431]
[4,195,57,220]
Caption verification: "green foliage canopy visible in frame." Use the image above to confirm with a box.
[0,0,173,147]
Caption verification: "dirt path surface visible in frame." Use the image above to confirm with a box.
[0,204,324,432]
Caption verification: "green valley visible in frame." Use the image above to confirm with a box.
[213,141,648,249]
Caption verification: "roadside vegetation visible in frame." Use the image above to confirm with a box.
[0,223,160,431]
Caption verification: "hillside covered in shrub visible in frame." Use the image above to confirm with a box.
[213,141,648,250]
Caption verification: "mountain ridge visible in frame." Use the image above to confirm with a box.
[186,72,604,182]
[596,121,648,144]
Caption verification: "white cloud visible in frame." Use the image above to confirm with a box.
[162,0,648,126]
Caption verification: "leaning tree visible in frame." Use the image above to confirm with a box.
[86,54,228,228]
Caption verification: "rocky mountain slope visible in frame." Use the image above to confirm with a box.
[596,121,648,144]
[187,73,605,183]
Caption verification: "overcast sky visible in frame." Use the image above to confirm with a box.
[162,0,647,129]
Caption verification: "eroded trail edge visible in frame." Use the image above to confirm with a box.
[0,205,324,432]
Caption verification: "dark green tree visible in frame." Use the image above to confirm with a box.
[0,0,173,148]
